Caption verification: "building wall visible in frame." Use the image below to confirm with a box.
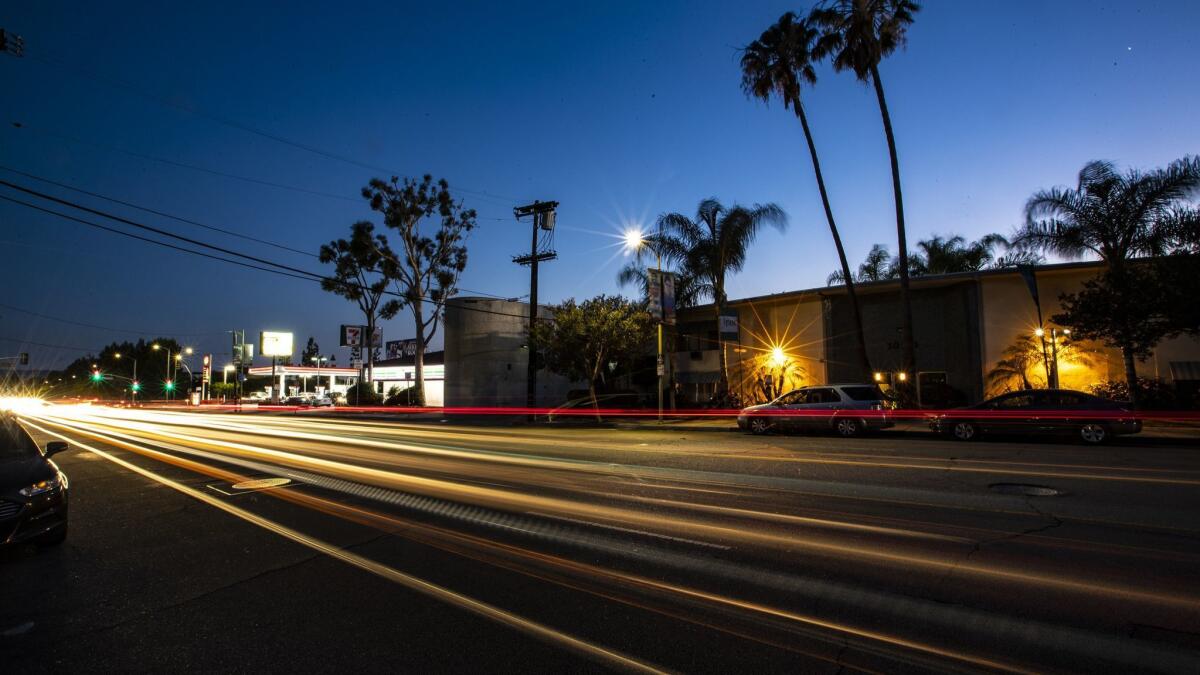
[672,261,1200,406]
[443,297,578,407]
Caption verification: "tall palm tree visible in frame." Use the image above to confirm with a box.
[1014,157,1200,403]
[741,11,873,381]
[659,198,788,394]
[811,0,920,388]
[828,243,891,285]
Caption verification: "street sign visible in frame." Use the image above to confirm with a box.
[646,269,676,325]
[719,311,740,341]
[349,346,361,361]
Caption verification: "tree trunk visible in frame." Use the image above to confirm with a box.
[1121,345,1141,408]
[870,65,917,398]
[412,304,426,407]
[715,301,729,399]
[364,316,375,405]
[794,97,873,381]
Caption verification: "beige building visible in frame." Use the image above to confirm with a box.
[672,261,1200,406]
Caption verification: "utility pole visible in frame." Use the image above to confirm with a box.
[513,200,558,412]
[1,28,26,58]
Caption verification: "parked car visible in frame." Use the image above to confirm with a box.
[929,389,1140,444]
[737,384,893,437]
[1,414,70,546]
[310,395,333,408]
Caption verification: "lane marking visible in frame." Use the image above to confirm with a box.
[23,420,665,675]
[526,511,732,551]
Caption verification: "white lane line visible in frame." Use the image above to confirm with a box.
[24,420,666,675]
[526,511,732,551]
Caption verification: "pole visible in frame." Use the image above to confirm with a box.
[527,213,539,412]
[132,358,137,405]
[656,248,663,423]
[1049,329,1061,389]
[271,355,278,403]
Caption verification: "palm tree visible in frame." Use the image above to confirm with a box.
[811,0,920,389]
[1013,156,1200,403]
[659,198,787,394]
[828,243,891,285]
[741,11,873,381]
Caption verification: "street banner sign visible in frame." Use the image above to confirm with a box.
[386,339,417,360]
[260,331,294,357]
[646,269,676,325]
[202,354,212,383]
[341,324,363,347]
[719,311,740,341]
[371,326,383,349]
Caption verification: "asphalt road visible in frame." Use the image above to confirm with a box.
[4,404,1200,673]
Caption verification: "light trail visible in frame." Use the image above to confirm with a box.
[21,419,667,675]
[24,404,1200,613]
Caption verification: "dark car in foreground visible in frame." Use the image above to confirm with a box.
[737,384,893,437]
[1,414,70,546]
[929,389,1140,444]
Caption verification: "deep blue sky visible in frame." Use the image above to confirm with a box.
[2,1,1197,369]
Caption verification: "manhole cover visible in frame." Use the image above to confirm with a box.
[231,477,291,490]
[989,483,1061,497]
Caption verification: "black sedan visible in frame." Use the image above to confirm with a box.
[1,414,70,546]
[929,389,1140,444]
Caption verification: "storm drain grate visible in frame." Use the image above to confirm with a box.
[989,483,1062,497]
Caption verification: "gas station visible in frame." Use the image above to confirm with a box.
[245,364,360,399]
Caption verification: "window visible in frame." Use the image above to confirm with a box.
[805,388,839,404]
[993,393,1037,409]
[841,385,885,401]
[0,416,37,457]
[776,390,807,405]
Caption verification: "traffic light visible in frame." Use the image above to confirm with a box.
[90,370,103,382]
[131,381,141,393]
[18,352,28,365]
[164,380,175,392]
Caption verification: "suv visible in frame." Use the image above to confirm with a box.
[737,384,893,437]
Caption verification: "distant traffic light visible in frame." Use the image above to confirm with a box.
[90,370,103,382]
[164,380,175,392]
[131,381,141,393]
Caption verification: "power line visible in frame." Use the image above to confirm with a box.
[0,190,548,324]
[23,56,517,207]
[0,302,223,337]
[0,164,319,258]
[0,179,327,280]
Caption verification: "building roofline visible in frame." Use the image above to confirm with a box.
[685,259,1108,311]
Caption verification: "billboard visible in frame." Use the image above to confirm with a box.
[259,331,294,357]
[386,339,418,360]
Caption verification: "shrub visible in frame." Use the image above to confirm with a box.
[1090,378,1184,409]
[344,381,382,406]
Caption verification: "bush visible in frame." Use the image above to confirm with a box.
[384,385,418,406]
[344,381,382,406]
[1089,378,1186,409]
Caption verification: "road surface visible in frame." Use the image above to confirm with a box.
[4,403,1200,672]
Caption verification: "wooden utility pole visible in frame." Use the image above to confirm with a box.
[513,201,558,410]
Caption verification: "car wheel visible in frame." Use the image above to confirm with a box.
[1079,423,1107,445]
[835,418,860,438]
[749,418,772,435]
[951,421,978,441]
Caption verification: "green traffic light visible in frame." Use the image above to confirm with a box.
[131,382,141,393]
[90,371,103,382]
[164,380,175,391]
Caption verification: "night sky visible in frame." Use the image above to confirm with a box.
[2,1,1197,369]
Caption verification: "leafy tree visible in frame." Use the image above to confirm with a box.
[985,332,1095,396]
[363,175,476,407]
[741,11,872,381]
[300,337,321,367]
[529,295,654,418]
[828,235,1034,284]
[658,198,787,394]
[1014,156,1200,404]
[812,0,921,387]
[319,221,400,385]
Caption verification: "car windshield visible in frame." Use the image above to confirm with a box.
[0,416,38,458]
[841,386,885,401]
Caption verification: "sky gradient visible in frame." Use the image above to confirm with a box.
[2,1,1197,369]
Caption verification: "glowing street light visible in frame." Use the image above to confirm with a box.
[770,346,787,367]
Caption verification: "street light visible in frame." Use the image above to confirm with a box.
[311,355,328,394]
[625,227,667,422]
[770,346,787,367]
